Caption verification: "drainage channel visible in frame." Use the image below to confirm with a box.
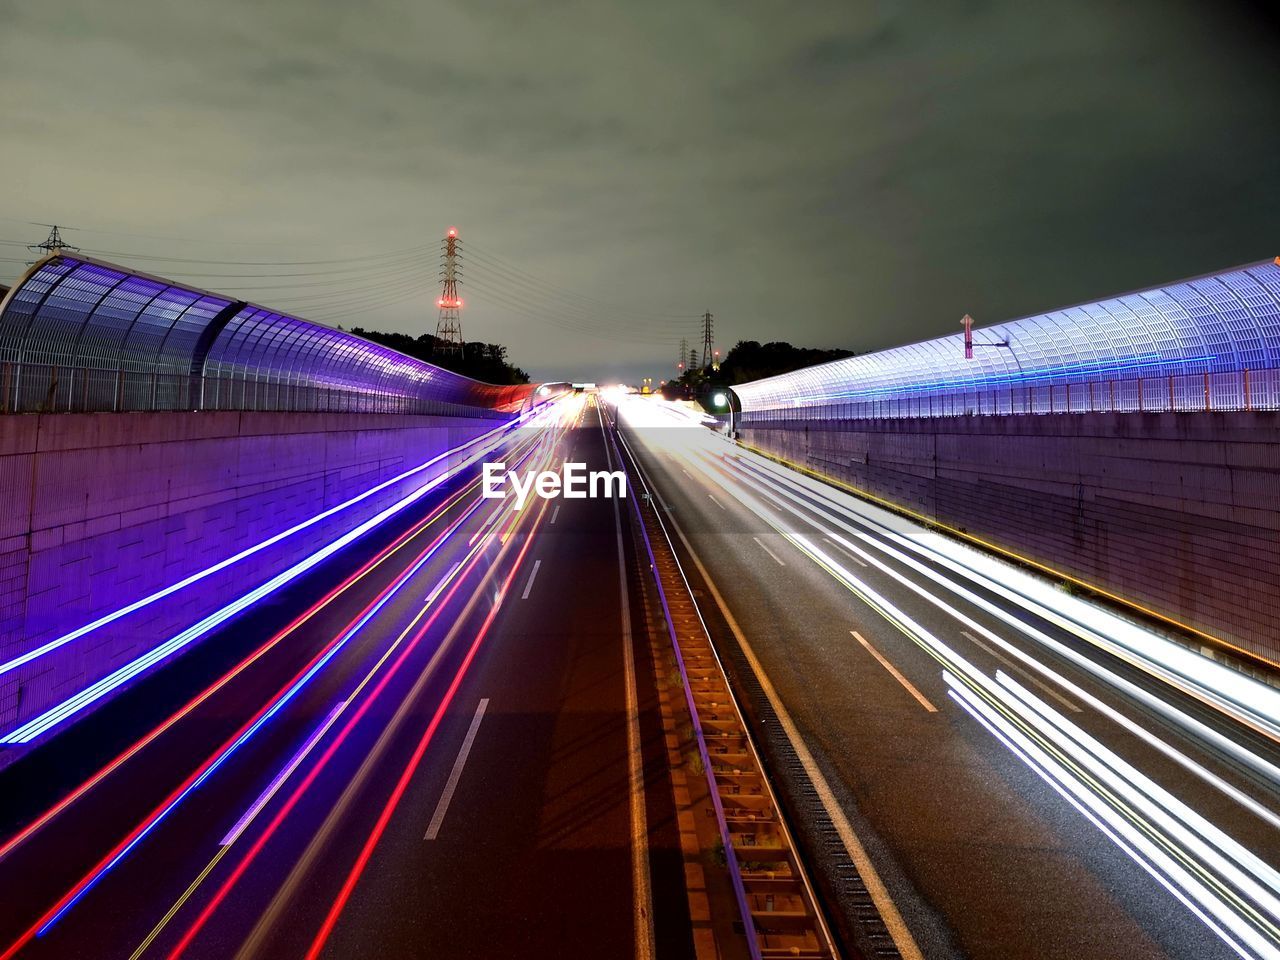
[613,425,840,960]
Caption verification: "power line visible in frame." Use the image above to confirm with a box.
[463,240,693,322]
[0,214,409,250]
[462,257,699,335]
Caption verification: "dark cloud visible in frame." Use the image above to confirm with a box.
[1,0,1276,384]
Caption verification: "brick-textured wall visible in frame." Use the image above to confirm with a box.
[0,410,499,748]
[740,412,1280,664]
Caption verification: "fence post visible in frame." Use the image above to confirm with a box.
[1204,372,1210,412]
[1244,368,1252,412]
[1168,375,1175,412]
[46,366,59,413]
[1,362,9,415]
[1109,380,1115,412]
[1088,381,1095,412]
[1138,377,1144,412]
[82,367,89,412]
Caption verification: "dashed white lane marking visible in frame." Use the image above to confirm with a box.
[823,536,867,566]
[424,698,490,840]
[521,559,542,599]
[752,536,786,566]
[852,630,939,713]
[962,630,1081,712]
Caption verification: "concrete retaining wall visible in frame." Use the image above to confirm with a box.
[0,410,503,746]
[739,411,1280,665]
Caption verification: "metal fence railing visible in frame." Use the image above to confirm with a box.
[0,362,511,420]
[740,367,1280,424]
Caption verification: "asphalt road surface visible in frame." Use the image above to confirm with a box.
[613,393,1280,960]
[0,396,689,960]
[5,388,1279,960]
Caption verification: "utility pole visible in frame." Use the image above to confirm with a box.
[961,313,1010,360]
[678,338,688,375]
[434,227,464,357]
[700,310,714,370]
[28,224,79,263]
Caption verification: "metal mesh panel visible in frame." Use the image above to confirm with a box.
[0,254,535,415]
[734,259,1280,420]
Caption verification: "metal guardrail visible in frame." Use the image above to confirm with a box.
[0,362,512,419]
[741,367,1280,423]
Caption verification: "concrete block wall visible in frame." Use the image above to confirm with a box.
[739,411,1280,665]
[0,410,504,746]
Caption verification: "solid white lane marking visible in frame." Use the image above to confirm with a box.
[550,504,560,525]
[708,493,726,511]
[823,535,867,566]
[962,631,1081,712]
[521,559,543,599]
[752,536,786,566]
[852,630,939,713]
[424,699,489,840]
[598,401,655,960]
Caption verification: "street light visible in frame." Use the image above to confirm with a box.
[712,390,739,438]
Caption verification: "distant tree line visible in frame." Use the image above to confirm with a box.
[663,339,854,402]
[715,340,855,384]
[348,328,531,385]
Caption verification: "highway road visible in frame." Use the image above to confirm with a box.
[0,395,689,960]
[5,386,1279,960]
[612,393,1280,960]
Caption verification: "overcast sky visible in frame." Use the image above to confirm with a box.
[1,0,1277,384]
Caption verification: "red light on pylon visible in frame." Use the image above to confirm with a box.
[447,227,458,238]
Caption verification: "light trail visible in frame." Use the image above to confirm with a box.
[0,413,529,681]
[161,412,563,959]
[948,674,1280,960]
[25,492,488,941]
[0,418,559,958]
[219,701,347,847]
[606,402,925,960]
[0,421,541,745]
[301,497,548,959]
[130,546,489,960]
[738,458,1280,955]
[714,451,1280,804]
[731,449,1280,746]
[616,394,1280,958]
[0,478,471,866]
[0,421,550,870]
